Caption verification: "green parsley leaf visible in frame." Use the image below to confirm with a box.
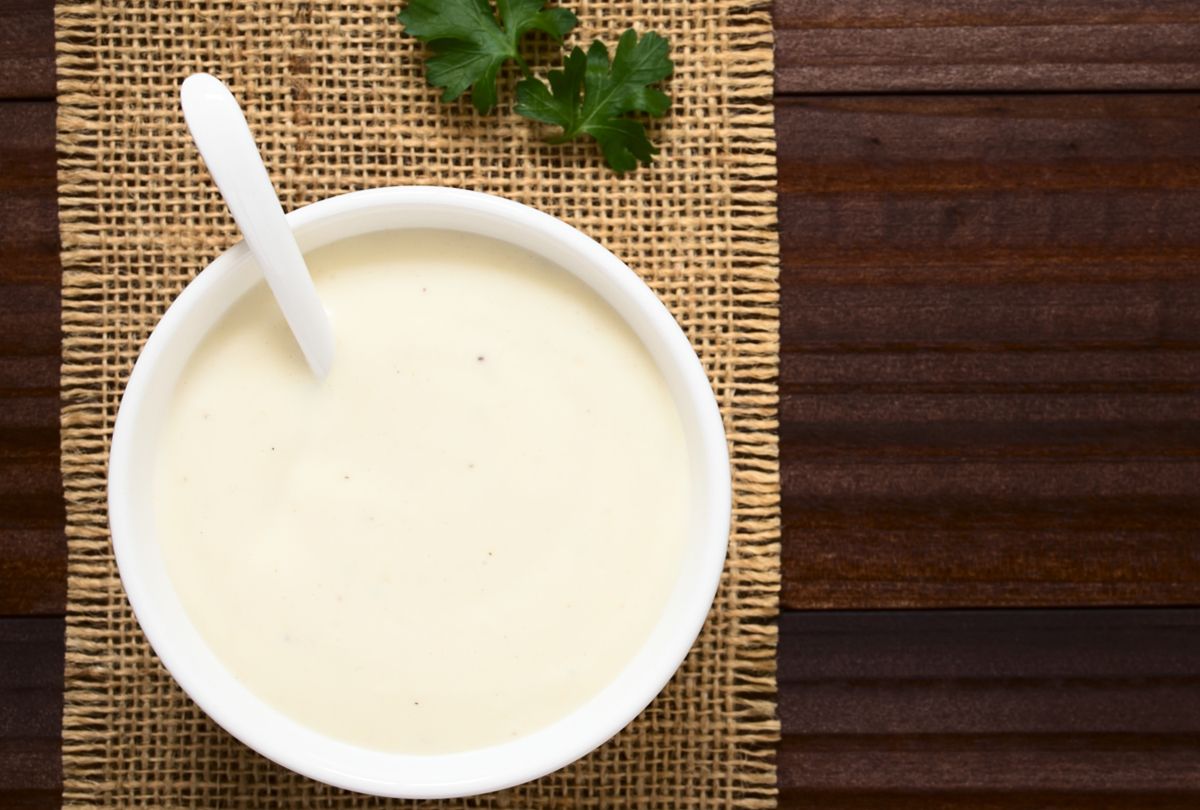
[398,0,578,114]
[515,29,672,173]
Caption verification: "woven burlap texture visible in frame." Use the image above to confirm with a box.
[57,1,779,806]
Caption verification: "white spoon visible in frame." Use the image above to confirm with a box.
[180,72,334,380]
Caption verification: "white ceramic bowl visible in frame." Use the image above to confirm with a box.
[107,186,730,798]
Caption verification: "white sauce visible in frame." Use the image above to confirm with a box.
[154,230,690,753]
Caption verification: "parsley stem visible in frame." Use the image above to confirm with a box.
[513,52,533,79]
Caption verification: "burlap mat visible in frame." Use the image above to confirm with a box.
[56,1,779,805]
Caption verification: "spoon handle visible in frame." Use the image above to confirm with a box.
[180,73,334,379]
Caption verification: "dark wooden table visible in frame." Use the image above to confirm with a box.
[3,1,1200,806]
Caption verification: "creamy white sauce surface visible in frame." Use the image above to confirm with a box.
[154,229,690,753]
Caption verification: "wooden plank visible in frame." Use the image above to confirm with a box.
[0,101,63,616]
[0,6,64,806]
[0,103,58,288]
[779,94,1200,608]
[778,610,1200,808]
[775,0,1200,94]
[0,0,54,100]
[0,618,62,810]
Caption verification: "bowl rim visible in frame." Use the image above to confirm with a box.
[107,186,731,798]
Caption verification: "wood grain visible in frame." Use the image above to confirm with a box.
[0,619,61,810]
[775,0,1200,94]
[0,0,54,100]
[779,94,1200,609]
[778,610,1200,808]
[0,32,61,804]
[0,101,64,617]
